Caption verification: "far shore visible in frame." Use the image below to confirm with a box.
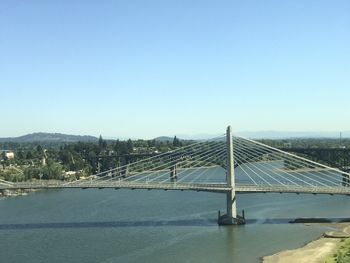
[262,223,350,263]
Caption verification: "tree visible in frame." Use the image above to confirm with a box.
[41,161,63,180]
[1,151,7,169]
[147,139,156,148]
[127,139,133,153]
[98,135,107,149]
[114,140,120,154]
[173,136,181,147]
[1,151,7,161]
[98,135,103,147]
[17,150,25,160]
[26,151,34,160]
[36,145,43,155]
[87,150,98,173]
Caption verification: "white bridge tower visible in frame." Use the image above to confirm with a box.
[218,126,245,225]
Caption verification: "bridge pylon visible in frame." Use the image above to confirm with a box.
[218,126,246,225]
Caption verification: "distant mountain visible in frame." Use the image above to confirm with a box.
[0,132,98,143]
[236,131,350,139]
[167,131,350,140]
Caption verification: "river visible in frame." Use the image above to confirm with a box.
[1,168,350,262]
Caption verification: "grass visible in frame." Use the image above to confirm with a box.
[325,238,350,263]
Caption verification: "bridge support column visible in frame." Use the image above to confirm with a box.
[218,126,245,225]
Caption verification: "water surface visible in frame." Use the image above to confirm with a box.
[1,184,350,263]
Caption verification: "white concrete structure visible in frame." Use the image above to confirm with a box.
[1,151,15,159]
[226,126,237,219]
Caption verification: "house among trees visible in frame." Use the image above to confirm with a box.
[1,150,15,160]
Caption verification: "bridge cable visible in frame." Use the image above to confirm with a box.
[235,137,343,187]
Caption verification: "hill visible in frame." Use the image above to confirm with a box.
[0,132,98,143]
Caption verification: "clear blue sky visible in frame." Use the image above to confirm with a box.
[1,0,349,138]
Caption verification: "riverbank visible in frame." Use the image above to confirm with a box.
[262,223,350,263]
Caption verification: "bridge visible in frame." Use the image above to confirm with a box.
[1,126,350,225]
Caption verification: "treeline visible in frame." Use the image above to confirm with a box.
[260,138,350,169]
[259,138,350,149]
[0,136,187,182]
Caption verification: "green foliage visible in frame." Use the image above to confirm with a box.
[1,151,7,161]
[0,169,25,182]
[127,139,133,153]
[23,167,41,180]
[0,137,193,181]
[261,138,350,169]
[325,238,350,263]
[260,138,350,149]
[21,162,63,181]
[98,135,107,149]
[173,136,182,147]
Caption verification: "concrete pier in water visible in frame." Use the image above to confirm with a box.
[218,126,245,225]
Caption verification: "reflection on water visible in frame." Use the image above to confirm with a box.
[2,217,350,231]
[0,220,216,230]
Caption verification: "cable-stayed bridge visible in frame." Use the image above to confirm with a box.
[1,126,350,225]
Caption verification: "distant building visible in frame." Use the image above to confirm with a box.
[6,152,15,159]
[1,150,15,160]
[65,171,77,176]
[62,171,75,180]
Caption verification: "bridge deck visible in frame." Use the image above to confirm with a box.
[0,182,231,193]
[2,182,350,195]
[236,184,350,195]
